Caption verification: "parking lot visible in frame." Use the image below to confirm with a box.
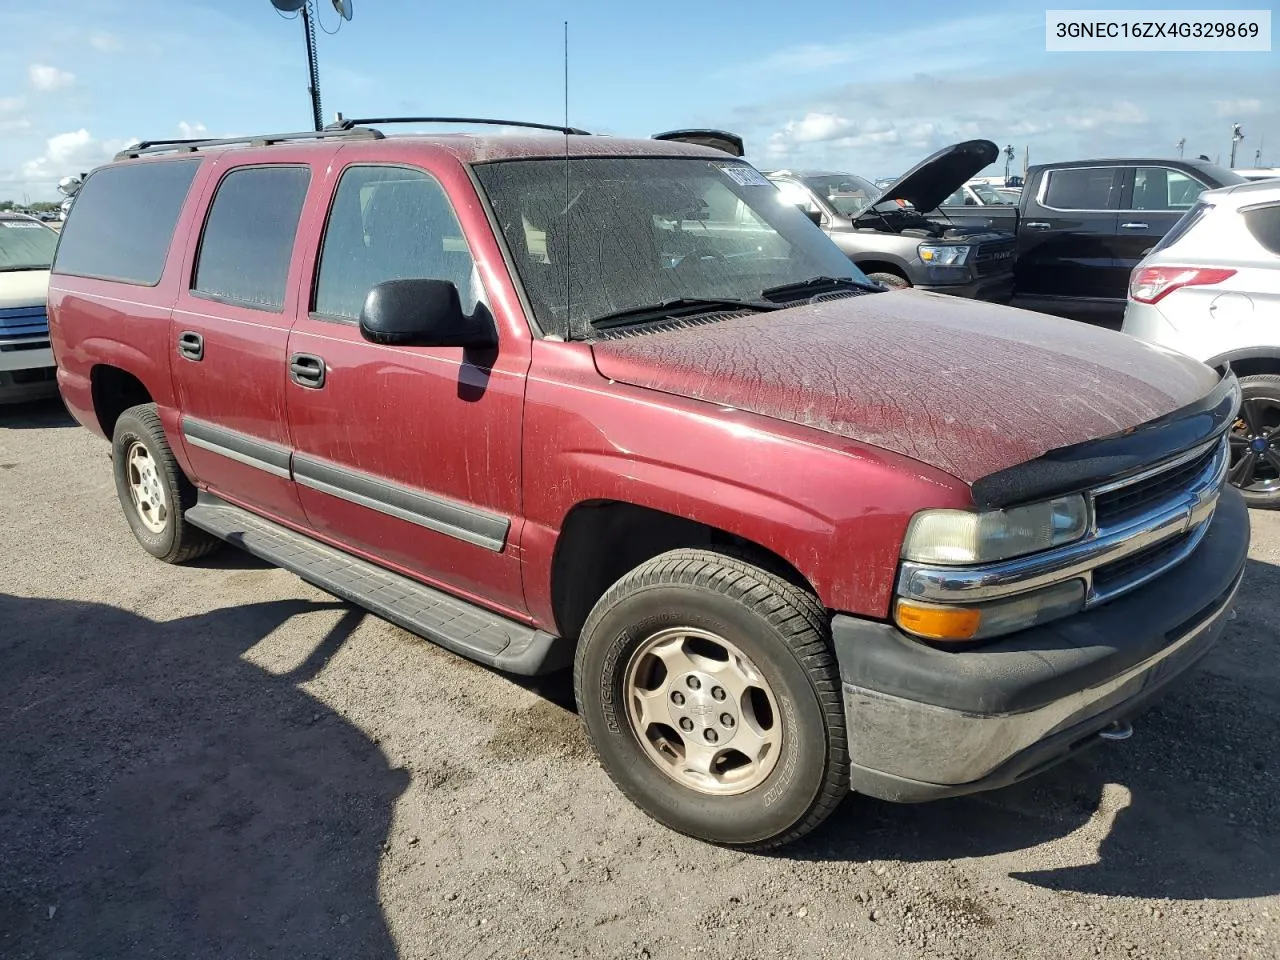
[1,399,1278,960]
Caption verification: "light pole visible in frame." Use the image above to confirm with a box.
[269,1,352,133]
[1176,137,1185,158]
[1003,144,1015,184]
[1229,124,1244,168]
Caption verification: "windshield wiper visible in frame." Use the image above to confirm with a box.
[0,264,50,272]
[760,276,883,301]
[587,297,779,330]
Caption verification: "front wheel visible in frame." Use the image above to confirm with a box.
[574,549,848,849]
[865,271,910,290]
[1228,374,1280,508]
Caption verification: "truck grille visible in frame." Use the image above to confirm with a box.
[1093,443,1221,527]
[973,239,1015,276]
[0,306,49,343]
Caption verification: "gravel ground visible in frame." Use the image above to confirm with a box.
[2,398,1277,960]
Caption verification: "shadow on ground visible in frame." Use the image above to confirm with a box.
[0,397,77,430]
[0,593,407,960]
[785,555,1280,902]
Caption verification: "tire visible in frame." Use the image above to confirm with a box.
[865,271,910,290]
[1230,374,1280,509]
[574,549,848,850]
[111,403,220,563]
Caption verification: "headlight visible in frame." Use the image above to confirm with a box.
[896,579,1086,643]
[918,243,970,266]
[901,495,1089,565]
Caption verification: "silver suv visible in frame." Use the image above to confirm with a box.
[1122,178,1280,507]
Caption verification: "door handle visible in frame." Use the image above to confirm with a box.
[1120,222,1150,229]
[1023,221,1051,229]
[178,331,204,361]
[289,353,326,389]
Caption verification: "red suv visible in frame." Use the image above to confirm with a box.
[48,119,1249,849]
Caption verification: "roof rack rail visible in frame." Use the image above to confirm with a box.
[114,126,383,160]
[325,115,592,137]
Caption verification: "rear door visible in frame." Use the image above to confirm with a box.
[170,161,314,525]
[1015,165,1123,302]
[1114,165,1212,292]
[284,160,528,615]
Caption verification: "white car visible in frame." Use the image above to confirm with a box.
[1122,178,1280,507]
[0,213,59,404]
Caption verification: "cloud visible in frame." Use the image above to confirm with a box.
[0,96,23,112]
[21,129,134,184]
[89,32,124,53]
[28,64,75,92]
[0,119,33,133]
[177,121,208,138]
[736,63,1280,175]
[1212,98,1262,118]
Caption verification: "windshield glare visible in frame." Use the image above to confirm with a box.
[474,157,866,339]
[0,219,58,270]
[799,174,881,217]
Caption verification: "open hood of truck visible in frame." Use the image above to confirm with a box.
[866,139,999,215]
[590,290,1218,484]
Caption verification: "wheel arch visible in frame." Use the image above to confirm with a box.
[1210,350,1280,380]
[549,499,821,644]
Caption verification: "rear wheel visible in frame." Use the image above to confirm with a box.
[574,549,848,849]
[112,404,220,563]
[1228,374,1280,509]
[865,271,910,291]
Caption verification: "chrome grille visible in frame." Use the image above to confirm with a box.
[1093,443,1220,526]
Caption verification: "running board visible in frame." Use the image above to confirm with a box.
[185,495,571,676]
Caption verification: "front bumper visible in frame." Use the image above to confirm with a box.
[832,487,1249,802]
[0,343,57,403]
[916,272,1013,303]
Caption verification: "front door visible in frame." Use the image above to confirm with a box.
[284,162,528,616]
[170,161,314,525]
[1015,165,1123,302]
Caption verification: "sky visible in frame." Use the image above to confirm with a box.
[0,0,1275,201]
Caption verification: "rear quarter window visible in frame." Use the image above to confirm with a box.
[1243,204,1280,256]
[52,158,201,286]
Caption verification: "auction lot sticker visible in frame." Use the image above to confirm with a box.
[1046,9,1271,51]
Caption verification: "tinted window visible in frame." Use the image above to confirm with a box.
[193,166,310,310]
[1132,167,1206,211]
[52,159,200,285]
[1042,168,1119,210]
[314,165,480,321]
[1243,204,1280,256]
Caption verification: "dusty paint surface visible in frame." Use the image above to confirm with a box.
[592,291,1219,483]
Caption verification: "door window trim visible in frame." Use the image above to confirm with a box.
[308,162,484,326]
[188,162,313,314]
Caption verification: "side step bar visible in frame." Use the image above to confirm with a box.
[185,494,571,676]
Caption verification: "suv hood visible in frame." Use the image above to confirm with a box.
[590,291,1218,484]
[0,267,51,310]
[866,139,999,215]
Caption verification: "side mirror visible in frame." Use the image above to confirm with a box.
[57,175,82,198]
[359,279,498,349]
[800,206,823,226]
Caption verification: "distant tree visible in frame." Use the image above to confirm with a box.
[0,200,15,211]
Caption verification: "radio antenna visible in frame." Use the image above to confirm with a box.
[562,20,571,334]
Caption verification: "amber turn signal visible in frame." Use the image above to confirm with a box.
[894,600,982,642]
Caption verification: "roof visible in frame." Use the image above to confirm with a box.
[1026,157,1227,172]
[111,127,732,166]
[1202,177,1280,205]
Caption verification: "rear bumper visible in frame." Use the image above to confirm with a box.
[832,487,1249,802]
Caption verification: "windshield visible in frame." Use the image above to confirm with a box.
[0,219,58,271]
[799,174,882,217]
[474,157,866,339]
